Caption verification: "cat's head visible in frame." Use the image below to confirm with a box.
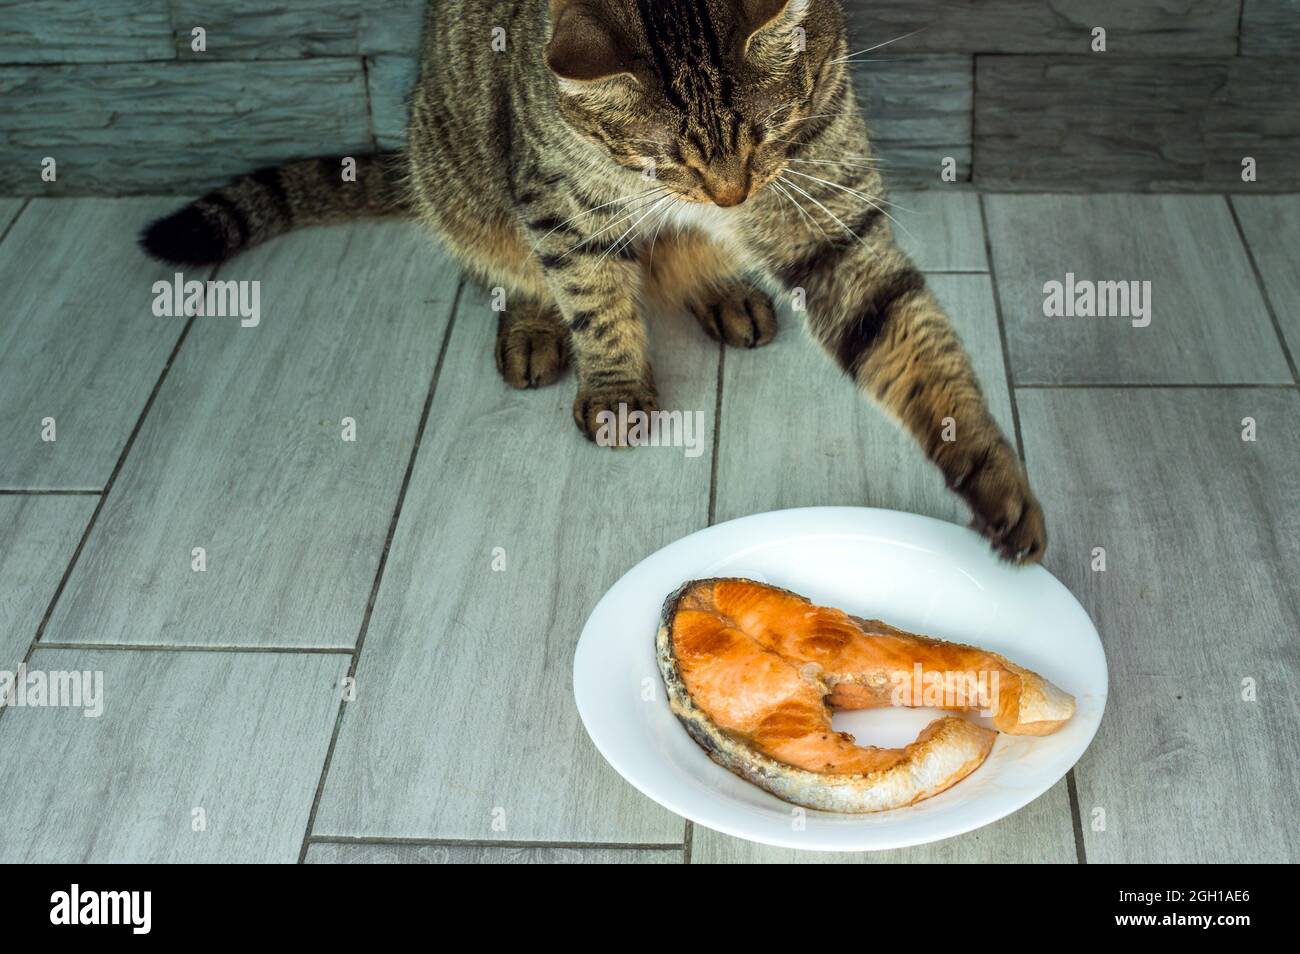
[545,0,847,207]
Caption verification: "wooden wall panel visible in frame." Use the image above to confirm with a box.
[0,0,175,64]
[0,60,372,195]
[975,56,1300,191]
[843,0,1240,55]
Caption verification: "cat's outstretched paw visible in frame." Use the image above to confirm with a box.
[573,380,658,448]
[688,283,778,349]
[950,442,1047,564]
[495,310,569,389]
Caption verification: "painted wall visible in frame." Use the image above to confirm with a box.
[1,1,1296,194]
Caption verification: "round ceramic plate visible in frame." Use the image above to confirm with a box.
[573,507,1107,852]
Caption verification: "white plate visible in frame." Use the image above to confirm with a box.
[573,507,1107,852]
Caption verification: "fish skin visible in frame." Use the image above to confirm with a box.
[656,578,1073,813]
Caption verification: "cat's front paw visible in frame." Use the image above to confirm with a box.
[688,283,778,349]
[495,312,569,389]
[949,442,1047,564]
[573,380,658,448]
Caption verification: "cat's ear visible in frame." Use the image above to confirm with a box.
[738,0,809,52]
[545,0,635,84]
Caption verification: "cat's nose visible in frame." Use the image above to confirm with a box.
[692,154,753,207]
[701,174,750,207]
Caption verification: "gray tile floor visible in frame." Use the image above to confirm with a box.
[0,193,1295,863]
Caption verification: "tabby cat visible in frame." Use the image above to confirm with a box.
[140,0,1046,562]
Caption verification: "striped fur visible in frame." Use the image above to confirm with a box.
[138,0,1046,562]
[139,154,410,265]
[738,83,1046,561]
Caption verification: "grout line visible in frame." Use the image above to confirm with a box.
[35,642,354,654]
[970,188,1300,197]
[164,0,184,60]
[968,55,978,185]
[686,343,728,868]
[706,343,724,529]
[0,489,102,496]
[296,279,464,864]
[306,835,684,852]
[0,198,31,246]
[1015,382,1297,390]
[0,268,210,729]
[983,191,1087,865]
[1066,771,1089,865]
[0,58,180,68]
[978,193,1027,460]
[1236,0,1245,57]
[360,55,380,153]
[1226,196,1299,386]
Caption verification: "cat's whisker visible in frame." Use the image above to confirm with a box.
[774,141,886,163]
[771,180,826,239]
[855,192,911,213]
[787,157,885,171]
[783,168,915,238]
[762,101,797,124]
[596,194,670,266]
[635,190,684,258]
[836,56,896,67]
[775,179,834,243]
[778,176,840,232]
[575,188,670,249]
[786,163,911,213]
[767,180,794,221]
[645,197,677,273]
[830,30,921,63]
[533,186,663,251]
[764,180,806,227]
[603,198,666,264]
[779,176,877,257]
[787,173,913,242]
[787,113,844,126]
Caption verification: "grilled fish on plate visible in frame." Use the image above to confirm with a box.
[657,577,1076,813]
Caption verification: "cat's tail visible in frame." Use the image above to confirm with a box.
[139,152,413,265]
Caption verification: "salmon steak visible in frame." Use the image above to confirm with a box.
[656,578,1076,813]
